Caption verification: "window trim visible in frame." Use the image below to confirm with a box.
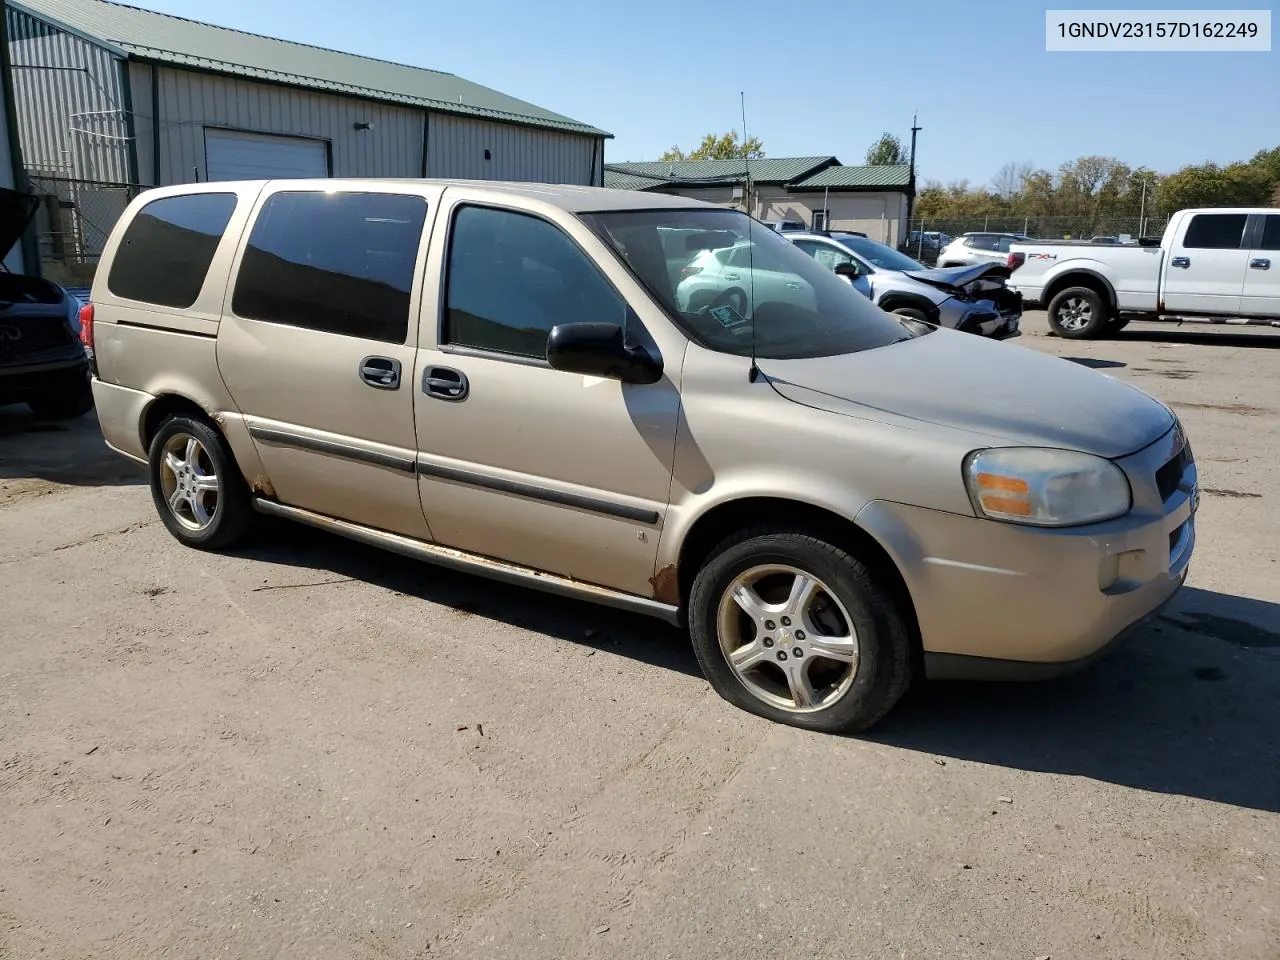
[106,191,240,309]
[227,188,429,345]
[437,200,636,366]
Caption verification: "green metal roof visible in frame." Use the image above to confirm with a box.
[605,156,835,186]
[12,0,609,137]
[602,169,670,191]
[791,163,911,190]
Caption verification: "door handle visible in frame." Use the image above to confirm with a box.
[1170,256,1190,268]
[784,281,801,289]
[359,356,401,390]
[422,365,469,402]
[724,273,741,281]
[1250,258,1271,270]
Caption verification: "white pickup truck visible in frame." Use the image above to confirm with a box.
[1007,207,1280,338]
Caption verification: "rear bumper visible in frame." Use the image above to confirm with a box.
[91,378,154,460]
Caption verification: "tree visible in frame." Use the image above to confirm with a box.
[660,131,763,162]
[991,161,1033,203]
[865,132,907,165]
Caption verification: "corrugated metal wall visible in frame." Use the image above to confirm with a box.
[5,6,130,181]
[134,65,424,186]
[426,113,600,185]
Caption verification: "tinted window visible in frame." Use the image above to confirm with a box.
[445,205,626,358]
[582,208,916,360]
[966,235,997,251]
[232,191,426,343]
[1258,215,1280,251]
[1183,213,1247,250]
[108,193,237,307]
[833,236,924,271]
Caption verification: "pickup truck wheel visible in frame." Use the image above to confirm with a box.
[688,528,913,734]
[148,415,254,550]
[1047,286,1109,339]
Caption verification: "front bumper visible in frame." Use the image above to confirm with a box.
[940,299,1022,339]
[856,428,1196,673]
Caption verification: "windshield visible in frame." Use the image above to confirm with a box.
[831,235,924,272]
[578,209,917,359]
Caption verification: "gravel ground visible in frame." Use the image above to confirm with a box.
[2,312,1277,959]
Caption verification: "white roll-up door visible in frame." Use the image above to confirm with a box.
[204,129,329,181]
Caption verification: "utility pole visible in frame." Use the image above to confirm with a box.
[1138,177,1150,237]
[903,112,921,249]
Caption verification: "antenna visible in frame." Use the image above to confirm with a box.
[741,90,759,383]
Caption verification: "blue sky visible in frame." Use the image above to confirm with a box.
[134,0,1276,188]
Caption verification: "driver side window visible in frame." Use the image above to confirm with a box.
[793,239,853,273]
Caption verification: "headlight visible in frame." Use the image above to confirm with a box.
[963,447,1131,527]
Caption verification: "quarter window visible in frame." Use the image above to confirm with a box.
[1182,213,1248,250]
[108,193,237,308]
[444,205,626,359]
[231,191,427,344]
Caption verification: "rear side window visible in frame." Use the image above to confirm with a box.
[444,205,625,359]
[1183,213,1248,250]
[966,235,997,250]
[232,191,427,343]
[1258,215,1280,251]
[108,193,237,307]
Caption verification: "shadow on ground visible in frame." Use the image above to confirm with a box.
[232,521,700,678]
[875,585,1280,813]
[0,404,143,490]
[238,522,1279,812]
[1062,357,1126,369]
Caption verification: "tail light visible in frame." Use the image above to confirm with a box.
[1006,252,1025,272]
[78,301,95,349]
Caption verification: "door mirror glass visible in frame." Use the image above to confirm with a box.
[834,261,862,279]
[546,322,663,385]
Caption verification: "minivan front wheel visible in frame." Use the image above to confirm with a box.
[148,415,253,550]
[689,529,913,733]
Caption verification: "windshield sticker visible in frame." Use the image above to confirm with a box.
[710,304,748,329]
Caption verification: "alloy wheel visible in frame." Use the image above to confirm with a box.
[158,433,220,531]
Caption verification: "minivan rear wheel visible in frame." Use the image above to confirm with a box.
[688,528,913,733]
[148,415,254,550]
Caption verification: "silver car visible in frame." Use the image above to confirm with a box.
[937,232,1030,267]
[788,232,1021,338]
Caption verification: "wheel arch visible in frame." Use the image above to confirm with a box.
[1043,269,1117,312]
[876,292,940,324]
[667,496,921,656]
[138,392,269,496]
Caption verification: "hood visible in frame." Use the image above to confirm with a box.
[0,187,38,260]
[903,262,1010,294]
[759,327,1174,459]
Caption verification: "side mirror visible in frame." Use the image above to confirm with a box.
[546,322,663,385]
[834,261,861,279]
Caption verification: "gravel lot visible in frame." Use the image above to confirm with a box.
[2,312,1277,959]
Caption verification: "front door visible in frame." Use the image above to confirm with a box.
[1241,213,1280,318]
[411,200,682,598]
[217,185,438,538]
[1162,211,1249,315]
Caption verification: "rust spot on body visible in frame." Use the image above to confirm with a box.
[251,474,276,498]
[650,563,679,605]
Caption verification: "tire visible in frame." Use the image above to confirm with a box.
[688,527,914,734]
[890,306,930,323]
[27,373,94,420]
[148,414,254,550]
[1046,285,1110,339]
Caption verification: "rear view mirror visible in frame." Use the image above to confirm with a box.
[546,322,663,385]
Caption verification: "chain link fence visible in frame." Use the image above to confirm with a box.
[27,176,147,289]
[904,215,1170,264]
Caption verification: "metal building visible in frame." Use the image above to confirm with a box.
[5,0,609,278]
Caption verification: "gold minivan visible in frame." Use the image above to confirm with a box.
[87,179,1198,732]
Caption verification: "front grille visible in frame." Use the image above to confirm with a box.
[0,317,76,364]
[1156,442,1191,502]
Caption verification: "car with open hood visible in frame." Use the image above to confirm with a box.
[88,180,1197,734]
[786,231,1021,338]
[0,187,94,418]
